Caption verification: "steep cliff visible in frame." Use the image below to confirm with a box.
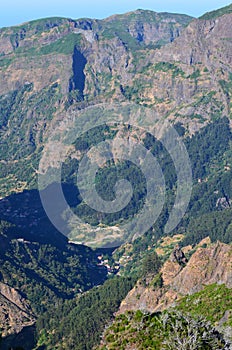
[118,240,232,314]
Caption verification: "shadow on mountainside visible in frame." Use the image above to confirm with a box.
[0,183,80,247]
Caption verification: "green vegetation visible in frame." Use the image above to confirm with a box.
[152,61,185,77]
[35,276,135,350]
[141,251,162,276]
[0,8,231,349]
[219,77,232,113]
[74,160,147,226]
[38,33,83,55]
[121,83,143,102]
[183,209,232,246]
[6,17,71,35]
[0,82,62,195]
[2,117,230,278]
[200,4,232,20]
[0,56,13,68]
[113,117,232,276]
[185,116,231,179]
[150,272,163,290]
[188,68,200,80]
[176,283,232,327]
[0,221,107,314]
[74,124,118,152]
[12,32,83,57]
[97,309,229,349]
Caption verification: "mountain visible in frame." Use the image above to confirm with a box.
[97,241,232,349]
[97,305,231,349]
[0,221,107,348]
[118,240,232,314]
[0,6,232,247]
[0,10,193,198]
[36,240,232,350]
[1,6,231,200]
[0,4,232,349]
[199,3,232,20]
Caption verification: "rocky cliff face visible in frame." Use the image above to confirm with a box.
[0,281,35,337]
[0,11,194,197]
[0,12,192,96]
[118,240,232,314]
[0,10,232,195]
[0,7,232,196]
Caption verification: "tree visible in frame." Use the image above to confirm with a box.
[141,251,162,276]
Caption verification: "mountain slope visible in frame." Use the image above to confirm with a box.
[97,241,232,349]
[34,240,232,350]
[97,307,231,349]
[200,3,232,20]
[0,281,35,337]
[118,240,232,314]
[1,8,232,198]
[0,9,231,247]
[0,220,107,345]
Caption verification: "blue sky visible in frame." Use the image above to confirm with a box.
[1,0,231,28]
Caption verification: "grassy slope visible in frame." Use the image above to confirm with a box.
[96,283,232,349]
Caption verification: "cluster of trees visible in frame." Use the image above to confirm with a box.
[141,251,162,276]
[74,160,147,225]
[35,276,135,349]
[71,117,232,238]
[110,117,232,276]
[0,82,61,193]
[2,116,230,258]
[0,222,107,314]
[183,208,232,246]
[185,116,231,180]
[176,283,232,328]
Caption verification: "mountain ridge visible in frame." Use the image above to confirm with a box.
[0,7,231,199]
[97,240,232,349]
[0,5,232,348]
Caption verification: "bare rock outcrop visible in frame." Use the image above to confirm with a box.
[118,241,232,314]
[0,282,35,337]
